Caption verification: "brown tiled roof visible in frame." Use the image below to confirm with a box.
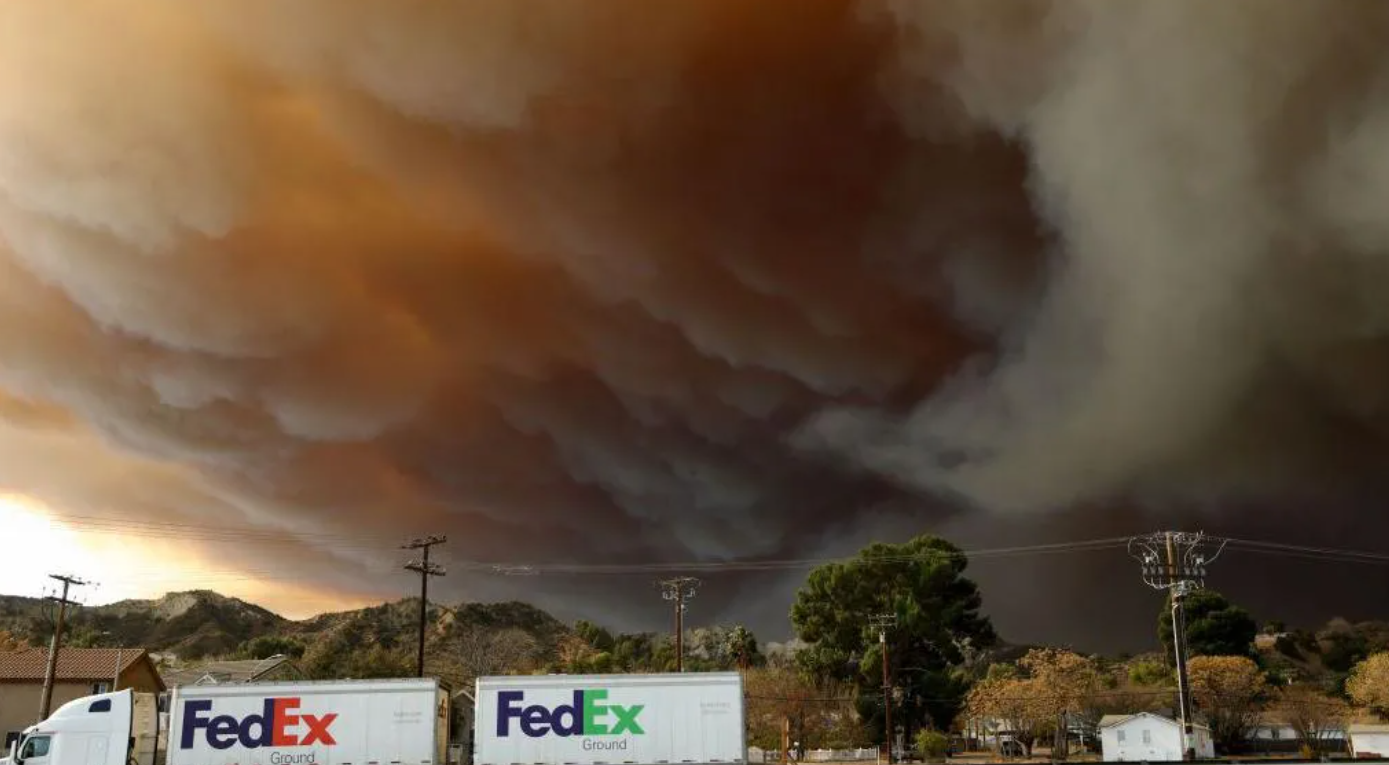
[0,648,152,684]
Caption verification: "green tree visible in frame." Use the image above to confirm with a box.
[916,730,948,761]
[238,635,307,660]
[791,535,996,740]
[1158,590,1256,658]
[574,620,615,652]
[343,645,414,679]
[725,625,761,670]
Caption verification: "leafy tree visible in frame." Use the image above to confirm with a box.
[1274,684,1350,755]
[744,667,865,753]
[1128,659,1173,687]
[1158,590,1256,658]
[964,673,1048,757]
[574,620,615,652]
[343,645,414,679]
[726,625,761,671]
[1187,655,1268,753]
[1346,652,1389,719]
[1319,620,1369,673]
[791,535,996,739]
[916,730,948,761]
[238,635,306,660]
[301,632,413,680]
[451,626,539,681]
[963,650,1099,760]
[0,629,26,651]
[1020,649,1101,760]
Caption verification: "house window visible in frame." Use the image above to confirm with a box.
[91,682,111,694]
[1117,731,1126,743]
[1142,730,1151,745]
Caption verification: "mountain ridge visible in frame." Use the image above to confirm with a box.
[0,589,568,667]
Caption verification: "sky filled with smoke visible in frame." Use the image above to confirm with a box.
[5,0,1389,651]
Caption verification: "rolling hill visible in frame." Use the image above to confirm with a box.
[0,589,572,671]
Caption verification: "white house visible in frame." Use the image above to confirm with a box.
[1100,713,1215,761]
[1348,724,1389,758]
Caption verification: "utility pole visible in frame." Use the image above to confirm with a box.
[403,535,447,678]
[658,577,700,672]
[38,574,89,720]
[870,614,897,764]
[1129,531,1225,762]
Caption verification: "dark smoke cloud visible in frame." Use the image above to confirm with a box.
[4,0,1389,651]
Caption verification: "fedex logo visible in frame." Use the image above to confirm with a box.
[180,698,338,751]
[497,690,644,738]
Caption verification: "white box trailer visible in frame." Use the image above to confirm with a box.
[170,679,450,765]
[6,679,450,765]
[473,673,744,765]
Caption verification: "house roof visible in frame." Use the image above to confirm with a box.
[0,648,163,690]
[162,656,302,687]
[1100,712,1210,731]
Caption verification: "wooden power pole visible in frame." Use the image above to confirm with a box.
[403,535,447,678]
[38,574,89,720]
[870,614,897,764]
[658,577,700,672]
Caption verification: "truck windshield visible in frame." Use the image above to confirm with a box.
[19,736,50,759]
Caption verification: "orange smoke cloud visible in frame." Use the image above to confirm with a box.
[1,1,1388,635]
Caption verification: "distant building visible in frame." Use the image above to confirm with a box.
[1100,712,1215,761]
[1247,712,1346,753]
[160,655,305,687]
[0,647,164,749]
[1248,713,1299,743]
[1348,723,1389,758]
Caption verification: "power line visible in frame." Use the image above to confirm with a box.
[33,511,1389,571]
[403,535,447,678]
[433,538,1133,576]
[33,522,1389,601]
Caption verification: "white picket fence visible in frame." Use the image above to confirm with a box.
[746,747,880,763]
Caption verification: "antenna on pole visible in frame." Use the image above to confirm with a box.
[1128,531,1226,762]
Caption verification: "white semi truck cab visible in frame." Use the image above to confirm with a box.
[3,690,162,765]
[7,678,448,765]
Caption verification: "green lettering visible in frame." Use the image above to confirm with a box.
[583,689,610,735]
[610,704,644,735]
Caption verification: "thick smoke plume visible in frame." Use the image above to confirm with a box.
[4,0,1389,647]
